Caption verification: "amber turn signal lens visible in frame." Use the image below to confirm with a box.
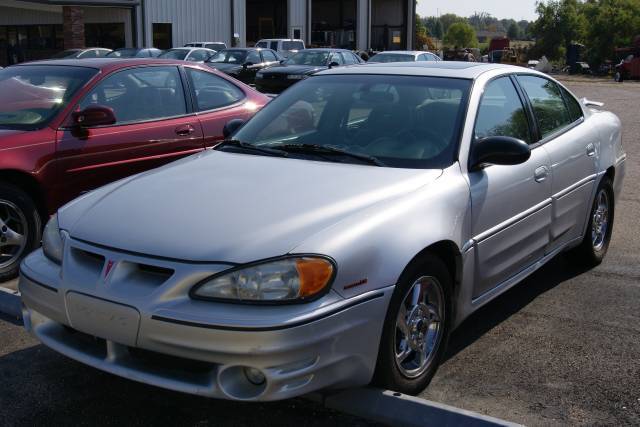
[295,258,334,297]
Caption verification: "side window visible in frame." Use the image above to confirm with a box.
[474,77,531,143]
[429,54,441,61]
[517,75,572,138]
[343,52,357,65]
[270,41,278,50]
[78,66,187,125]
[261,50,278,62]
[418,54,429,61]
[186,68,245,111]
[559,85,584,122]
[330,53,345,65]
[256,41,268,48]
[246,50,261,64]
[78,50,98,59]
[187,49,210,62]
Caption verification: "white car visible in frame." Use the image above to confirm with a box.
[157,47,216,62]
[255,38,305,58]
[185,42,227,52]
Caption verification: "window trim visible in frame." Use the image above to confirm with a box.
[61,64,194,130]
[513,73,585,148]
[469,74,535,157]
[184,66,247,114]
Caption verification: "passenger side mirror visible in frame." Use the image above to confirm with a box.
[328,61,340,68]
[72,105,116,128]
[223,118,246,138]
[469,136,531,170]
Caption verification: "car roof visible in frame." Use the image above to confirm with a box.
[374,51,430,55]
[300,48,353,53]
[12,58,194,72]
[317,61,523,79]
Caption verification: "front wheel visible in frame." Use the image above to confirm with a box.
[568,177,614,267]
[373,253,452,395]
[614,71,624,83]
[0,184,42,281]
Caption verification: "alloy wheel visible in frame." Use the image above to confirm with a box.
[394,276,445,379]
[0,199,28,270]
[591,189,610,252]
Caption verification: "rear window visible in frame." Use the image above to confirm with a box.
[370,53,415,63]
[283,41,304,51]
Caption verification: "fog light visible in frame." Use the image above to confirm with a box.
[243,367,266,385]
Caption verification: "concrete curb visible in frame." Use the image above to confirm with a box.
[308,387,523,427]
[0,286,21,319]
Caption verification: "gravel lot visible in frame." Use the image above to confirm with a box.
[1,76,638,427]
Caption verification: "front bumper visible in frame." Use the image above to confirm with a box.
[19,244,392,401]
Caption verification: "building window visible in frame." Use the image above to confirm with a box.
[311,0,356,49]
[0,24,64,66]
[153,23,172,50]
[371,0,408,51]
[85,23,125,50]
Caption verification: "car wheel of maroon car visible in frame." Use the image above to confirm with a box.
[0,184,42,281]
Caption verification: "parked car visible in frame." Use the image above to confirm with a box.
[51,48,112,59]
[158,47,215,62]
[368,50,441,63]
[205,48,283,85]
[0,58,269,280]
[614,53,640,82]
[106,48,163,58]
[19,62,626,400]
[185,42,227,52]
[255,38,305,58]
[255,48,363,94]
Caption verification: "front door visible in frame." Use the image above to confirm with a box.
[468,76,552,298]
[516,75,597,253]
[54,65,204,207]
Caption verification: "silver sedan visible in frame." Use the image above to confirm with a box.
[20,62,626,401]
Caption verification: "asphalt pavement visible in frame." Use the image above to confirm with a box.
[1,77,638,427]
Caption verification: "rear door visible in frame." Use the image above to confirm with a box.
[54,65,204,206]
[516,75,597,253]
[184,67,257,147]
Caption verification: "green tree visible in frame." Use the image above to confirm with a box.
[530,0,586,60]
[439,13,467,34]
[444,22,478,48]
[507,22,521,39]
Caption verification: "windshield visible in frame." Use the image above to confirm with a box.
[206,43,227,51]
[231,75,471,168]
[208,50,248,64]
[0,65,97,130]
[284,51,330,66]
[158,49,188,60]
[370,53,415,63]
[107,49,139,58]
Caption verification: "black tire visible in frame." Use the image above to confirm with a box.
[373,253,452,395]
[0,184,42,281]
[568,177,614,267]
[614,71,623,83]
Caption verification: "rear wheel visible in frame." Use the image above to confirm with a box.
[373,253,452,394]
[568,177,614,267]
[0,184,42,281]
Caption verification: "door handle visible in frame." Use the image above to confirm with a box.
[586,143,596,157]
[175,124,195,136]
[534,166,549,183]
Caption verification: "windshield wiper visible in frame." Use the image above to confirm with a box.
[270,143,385,166]
[215,139,289,158]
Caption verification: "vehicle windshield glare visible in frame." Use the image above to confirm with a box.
[0,65,98,130]
[284,51,330,66]
[107,49,138,58]
[158,49,188,60]
[208,50,248,64]
[370,53,415,63]
[232,74,471,168]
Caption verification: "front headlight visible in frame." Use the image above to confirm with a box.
[42,214,64,264]
[190,256,335,303]
[286,74,307,80]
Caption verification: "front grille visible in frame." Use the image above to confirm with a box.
[127,347,215,375]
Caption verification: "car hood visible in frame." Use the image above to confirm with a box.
[59,150,441,263]
[261,65,327,75]
[207,63,242,73]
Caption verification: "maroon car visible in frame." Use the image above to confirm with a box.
[0,58,269,280]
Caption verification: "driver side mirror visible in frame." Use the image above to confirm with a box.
[72,105,116,128]
[328,61,340,68]
[223,118,245,138]
[469,136,531,170]
[243,62,254,69]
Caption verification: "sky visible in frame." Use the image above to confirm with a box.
[417,0,539,22]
